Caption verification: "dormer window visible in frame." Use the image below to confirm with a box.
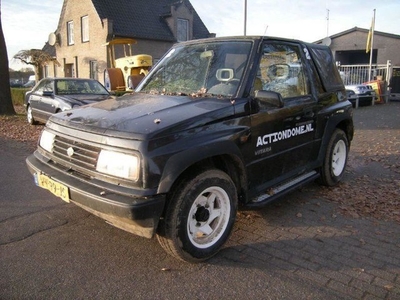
[67,21,74,45]
[177,18,189,42]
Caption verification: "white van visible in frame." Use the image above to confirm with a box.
[24,75,36,88]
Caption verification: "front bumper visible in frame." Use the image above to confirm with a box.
[26,152,166,238]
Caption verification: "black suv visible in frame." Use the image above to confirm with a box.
[27,36,354,262]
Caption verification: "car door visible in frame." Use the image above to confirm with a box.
[38,79,58,118]
[27,80,48,120]
[245,41,319,191]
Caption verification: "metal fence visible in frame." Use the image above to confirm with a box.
[337,61,400,104]
[338,62,391,86]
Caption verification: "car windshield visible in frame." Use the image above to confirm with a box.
[56,79,109,95]
[136,41,253,97]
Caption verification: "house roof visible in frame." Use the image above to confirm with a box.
[42,42,56,57]
[91,0,211,41]
[314,27,400,43]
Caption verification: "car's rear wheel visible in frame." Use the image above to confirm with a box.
[157,169,237,263]
[319,128,349,186]
[27,105,38,125]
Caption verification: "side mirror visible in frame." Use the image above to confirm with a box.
[42,91,54,97]
[255,90,284,108]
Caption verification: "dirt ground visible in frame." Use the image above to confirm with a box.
[1,103,399,223]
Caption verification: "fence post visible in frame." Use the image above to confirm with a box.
[385,60,392,103]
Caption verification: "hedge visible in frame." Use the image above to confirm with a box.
[11,88,31,106]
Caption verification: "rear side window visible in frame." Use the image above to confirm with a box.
[309,45,343,92]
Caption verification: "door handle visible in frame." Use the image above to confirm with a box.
[303,110,314,118]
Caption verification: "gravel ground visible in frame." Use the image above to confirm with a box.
[1,103,399,223]
[0,106,42,151]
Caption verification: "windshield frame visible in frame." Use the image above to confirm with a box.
[136,40,254,98]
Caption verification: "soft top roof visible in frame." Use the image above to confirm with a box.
[306,43,344,92]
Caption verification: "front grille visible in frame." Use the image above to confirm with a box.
[52,135,101,171]
[42,130,139,189]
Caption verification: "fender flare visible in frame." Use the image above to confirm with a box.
[317,112,353,163]
[157,140,245,194]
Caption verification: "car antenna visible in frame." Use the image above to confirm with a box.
[263,25,269,37]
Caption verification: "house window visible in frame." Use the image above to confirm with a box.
[44,65,49,78]
[90,60,98,80]
[67,21,74,45]
[81,16,89,42]
[177,19,189,42]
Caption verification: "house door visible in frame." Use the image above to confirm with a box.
[64,64,74,77]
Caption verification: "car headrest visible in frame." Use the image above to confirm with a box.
[216,68,234,82]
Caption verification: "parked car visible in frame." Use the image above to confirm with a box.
[26,36,353,262]
[345,84,374,106]
[23,75,37,88]
[10,80,23,88]
[346,89,359,108]
[24,77,112,125]
[23,80,36,88]
[364,84,377,101]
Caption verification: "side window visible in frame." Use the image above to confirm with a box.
[90,60,98,80]
[43,80,54,93]
[255,43,308,99]
[67,21,74,45]
[44,65,49,78]
[35,80,47,93]
[81,16,89,42]
[177,19,189,42]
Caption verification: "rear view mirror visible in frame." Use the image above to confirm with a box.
[42,91,54,97]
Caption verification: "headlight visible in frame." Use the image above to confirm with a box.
[39,130,55,153]
[96,150,140,181]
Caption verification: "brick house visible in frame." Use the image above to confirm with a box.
[43,0,213,84]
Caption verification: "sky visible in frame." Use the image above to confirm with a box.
[2,0,400,70]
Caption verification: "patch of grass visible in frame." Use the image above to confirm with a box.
[11,88,30,106]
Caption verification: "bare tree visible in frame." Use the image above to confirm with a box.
[13,49,58,81]
[0,0,16,115]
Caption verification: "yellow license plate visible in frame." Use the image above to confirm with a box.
[37,173,70,203]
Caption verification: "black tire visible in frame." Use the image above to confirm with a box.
[27,105,38,125]
[157,169,237,263]
[319,128,349,186]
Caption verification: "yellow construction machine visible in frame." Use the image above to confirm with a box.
[104,38,152,92]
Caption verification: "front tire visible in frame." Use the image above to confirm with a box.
[27,105,38,125]
[319,128,349,186]
[157,169,237,263]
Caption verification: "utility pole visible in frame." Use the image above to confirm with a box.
[368,9,376,82]
[326,9,330,36]
[244,0,247,36]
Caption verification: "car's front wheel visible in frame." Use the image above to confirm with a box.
[27,105,38,125]
[319,128,349,186]
[157,169,237,263]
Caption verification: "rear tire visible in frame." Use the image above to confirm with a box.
[319,129,349,186]
[157,169,237,263]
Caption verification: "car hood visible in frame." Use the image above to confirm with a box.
[49,92,237,139]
